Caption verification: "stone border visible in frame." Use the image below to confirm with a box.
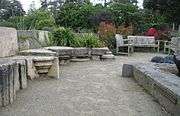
[122,63,180,116]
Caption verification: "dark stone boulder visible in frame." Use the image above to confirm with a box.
[174,54,180,74]
[151,55,174,64]
[164,55,175,64]
[151,56,164,63]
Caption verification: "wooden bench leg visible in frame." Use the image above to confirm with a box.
[157,46,160,53]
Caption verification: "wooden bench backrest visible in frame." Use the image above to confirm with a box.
[128,36,155,45]
[115,34,124,47]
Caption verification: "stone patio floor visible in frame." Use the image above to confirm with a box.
[0,53,170,116]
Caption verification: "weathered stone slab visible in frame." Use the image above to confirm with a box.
[72,48,90,57]
[19,49,57,56]
[125,63,180,116]
[91,47,109,56]
[45,46,74,56]
[0,27,18,57]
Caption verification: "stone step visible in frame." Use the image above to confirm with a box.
[37,69,49,74]
[34,61,53,67]
[70,58,90,62]
[101,54,115,59]
[35,66,52,70]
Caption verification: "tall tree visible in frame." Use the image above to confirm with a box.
[40,0,48,10]
[0,0,24,20]
[112,0,138,4]
[143,0,180,24]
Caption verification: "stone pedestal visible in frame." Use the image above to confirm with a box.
[0,60,17,107]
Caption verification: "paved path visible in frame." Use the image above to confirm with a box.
[0,53,170,116]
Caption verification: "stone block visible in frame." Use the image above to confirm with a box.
[122,64,133,77]
[17,60,27,89]
[47,57,60,79]
[0,27,18,57]
[72,48,90,57]
[10,57,28,89]
[91,47,109,56]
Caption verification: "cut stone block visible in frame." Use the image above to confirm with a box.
[0,27,18,57]
[122,64,134,77]
[13,56,60,79]
[72,48,90,57]
[91,47,109,56]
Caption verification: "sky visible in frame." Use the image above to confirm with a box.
[19,0,144,12]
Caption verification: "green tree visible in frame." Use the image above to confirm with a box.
[143,0,180,24]
[0,0,24,20]
[108,2,139,26]
[55,3,95,30]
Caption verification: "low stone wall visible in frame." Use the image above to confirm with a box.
[0,27,18,57]
[0,59,27,107]
[17,30,50,50]
[122,63,180,116]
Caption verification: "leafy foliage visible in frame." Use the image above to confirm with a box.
[0,0,25,20]
[55,3,95,30]
[74,33,105,48]
[51,27,75,46]
[143,0,180,24]
[0,9,55,30]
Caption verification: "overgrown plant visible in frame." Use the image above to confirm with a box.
[51,27,75,46]
[74,33,105,48]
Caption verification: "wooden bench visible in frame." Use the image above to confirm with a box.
[128,36,160,52]
[164,37,180,54]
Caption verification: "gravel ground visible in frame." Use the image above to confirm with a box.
[0,53,170,116]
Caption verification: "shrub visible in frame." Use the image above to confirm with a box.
[51,27,75,46]
[98,21,116,50]
[74,33,105,48]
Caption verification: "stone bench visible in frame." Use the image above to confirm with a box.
[45,46,114,61]
[12,56,59,80]
[122,63,180,116]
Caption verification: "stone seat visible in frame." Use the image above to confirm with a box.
[11,56,59,80]
[122,63,180,116]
